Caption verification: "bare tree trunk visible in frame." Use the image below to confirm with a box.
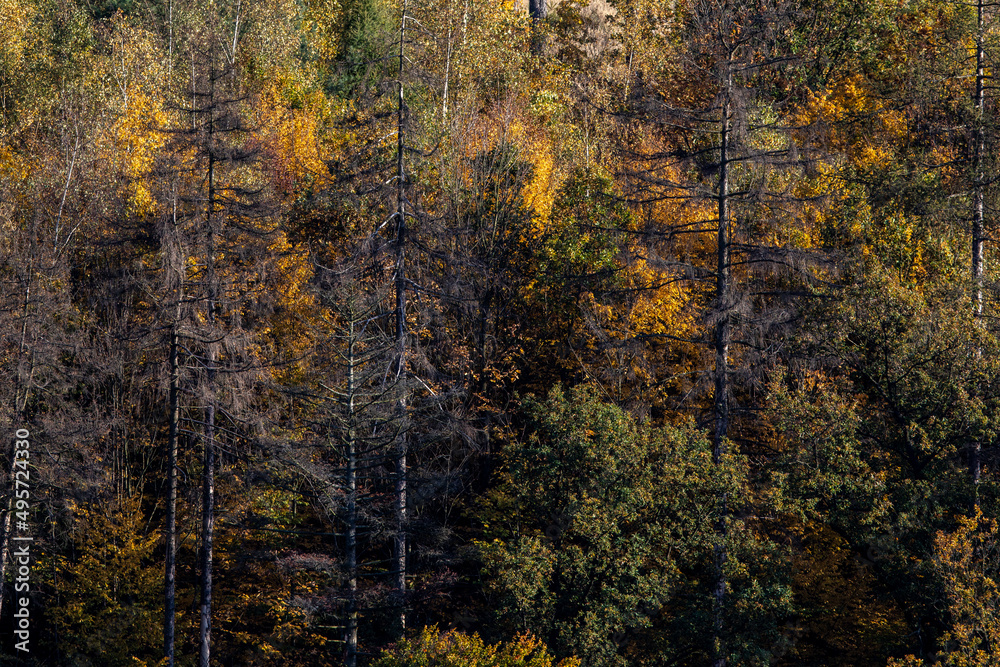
[394,0,409,633]
[200,235,217,667]
[442,19,453,121]
[164,326,180,666]
[971,0,986,509]
[529,0,546,53]
[477,288,493,398]
[199,403,215,667]
[711,88,732,667]
[346,322,359,667]
[163,176,186,666]
[199,72,218,666]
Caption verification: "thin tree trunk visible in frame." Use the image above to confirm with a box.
[528,0,546,53]
[394,0,409,633]
[164,326,180,666]
[164,179,184,666]
[167,0,173,72]
[442,19,452,121]
[477,288,493,398]
[199,403,215,667]
[971,0,986,509]
[199,253,217,667]
[199,71,218,666]
[459,0,470,91]
[346,321,359,667]
[711,88,732,667]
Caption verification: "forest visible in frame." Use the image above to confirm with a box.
[2,0,1000,664]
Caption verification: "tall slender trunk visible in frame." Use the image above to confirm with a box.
[167,0,173,71]
[394,0,409,633]
[199,403,215,667]
[199,291,218,666]
[971,0,986,509]
[442,19,452,121]
[477,288,493,398]
[714,100,731,463]
[164,180,184,666]
[346,321,359,667]
[199,73,218,667]
[164,326,180,666]
[459,0,469,90]
[711,87,732,667]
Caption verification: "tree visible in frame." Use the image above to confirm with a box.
[0,11,129,648]
[964,0,1000,505]
[155,25,282,662]
[907,511,1000,666]
[618,0,826,662]
[50,496,162,666]
[284,264,405,667]
[393,0,410,632]
[765,265,1000,659]
[477,385,767,666]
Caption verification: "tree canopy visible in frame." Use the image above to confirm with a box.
[1,0,1000,665]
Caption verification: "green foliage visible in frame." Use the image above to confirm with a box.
[767,376,887,529]
[326,0,394,97]
[836,276,996,490]
[518,169,641,395]
[84,0,140,20]
[477,385,789,666]
[766,267,1000,659]
[537,170,627,295]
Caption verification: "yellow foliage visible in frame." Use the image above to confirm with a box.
[301,0,345,63]
[927,511,1000,667]
[458,0,531,82]
[459,103,560,227]
[255,83,331,194]
[519,126,556,226]
[258,232,317,378]
[90,13,170,216]
[796,75,908,171]
[376,625,580,667]
[0,142,33,184]
[108,92,167,215]
[0,0,33,74]
[50,495,162,665]
[626,257,692,337]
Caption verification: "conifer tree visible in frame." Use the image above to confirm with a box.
[155,24,278,663]
[618,0,827,662]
